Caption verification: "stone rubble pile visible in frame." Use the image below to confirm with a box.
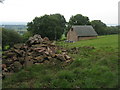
[2,35,73,78]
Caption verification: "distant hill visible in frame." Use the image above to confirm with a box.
[1,25,27,30]
[1,24,27,35]
[0,22,27,25]
[107,24,118,26]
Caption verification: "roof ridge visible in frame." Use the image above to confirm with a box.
[72,25,91,26]
[72,25,93,27]
[71,25,98,36]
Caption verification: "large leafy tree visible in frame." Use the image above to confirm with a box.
[27,14,66,40]
[91,20,107,35]
[68,14,91,25]
[65,14,91,35]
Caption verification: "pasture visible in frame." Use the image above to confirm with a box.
[3,34,118,88]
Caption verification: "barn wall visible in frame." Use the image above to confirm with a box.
[67,29,78,41]
[78,36,97,40]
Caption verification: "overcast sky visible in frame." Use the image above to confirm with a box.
[0,0,119,25]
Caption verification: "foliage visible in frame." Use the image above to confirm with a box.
[68,14,91,25]
[4,45,10,50]
[91,20,119,35]
[106,26,119,35]
[60,34,66,40]
[91,20,107,35]
[27,13,118,37]
[2,28,23,50]
[22,31,33,42]
[65,14,91,36]
[3,35,118,88]
[27,14,66,40]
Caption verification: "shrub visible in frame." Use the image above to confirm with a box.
[2,28,23,50]
[22,31,33,42]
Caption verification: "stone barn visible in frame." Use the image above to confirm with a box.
[67,25,98,42]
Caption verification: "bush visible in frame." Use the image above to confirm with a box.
[2,28,23,50]
[60,34,66,41]
[22,31,33,42]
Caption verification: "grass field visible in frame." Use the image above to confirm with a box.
[2,34,118,88]
[57,34,118,48]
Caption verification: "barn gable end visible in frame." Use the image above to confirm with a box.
[67,25,98,42]
[67,28,78,41]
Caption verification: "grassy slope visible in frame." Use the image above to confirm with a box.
[3,34,118,88]
[58,35,118,48]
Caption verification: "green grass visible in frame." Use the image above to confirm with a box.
[57,34,118,48]
[2,34,118,88]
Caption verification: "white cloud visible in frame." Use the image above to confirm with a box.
[0,0,119,25]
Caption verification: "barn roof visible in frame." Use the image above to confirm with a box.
[72,25,98,36]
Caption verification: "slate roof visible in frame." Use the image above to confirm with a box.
[72,25,98,36]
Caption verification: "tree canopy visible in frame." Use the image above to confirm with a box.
[68,14,91,25]
[27,14,66,40]
[64,14,91,35]
[91,20,107,35]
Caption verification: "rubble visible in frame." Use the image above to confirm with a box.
[2,34,73,78]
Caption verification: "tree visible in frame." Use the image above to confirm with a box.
[27,14,66,40]
[68,14,91,26]
[65,14,91,35]
[106,26,119,35]
[91,20,107,35]
[2,28,23,50]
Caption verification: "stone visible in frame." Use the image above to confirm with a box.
[34,56,44,63]
[25,56,33,61]
[19,58,25,65]
[13,61,22,72]
[2,64,6,69]
[26,34,43,45]
[5,59,13,65]
[24,60,33,67]
[64,55,71,60]
[12,56,17,61]
[44,51,49,55]
[43,37,49,41]
[35,56,43,60]
[62,49,67,52]
[3,68,8,72]
[6,52,15,57]
[35,48,46,53]
[66,60,72,63]
[14,44,23,49]
[14,49,22,56]
[47,56,52,60]
[56,54,66,61]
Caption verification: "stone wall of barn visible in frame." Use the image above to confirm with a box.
[67,29,78,41]
[78,36,97,40]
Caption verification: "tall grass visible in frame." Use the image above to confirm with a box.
[3,35,118,88]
